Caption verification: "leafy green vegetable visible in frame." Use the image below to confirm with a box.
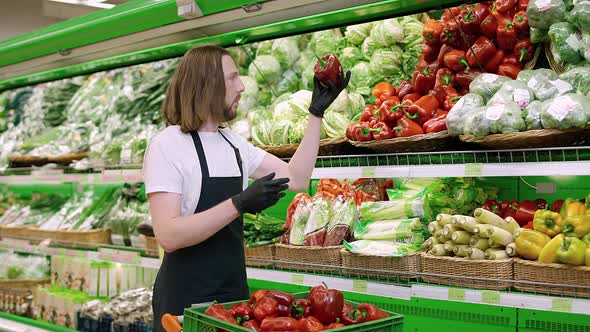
[344,23,372,45]
[527,0,566,30]
[248,55,282,85]
[369,47,402,77]
[276,70,301,96]
[271,37,300,71]
[322,111,350,138]
[530,27,550,43]
[549,22,582,65]
[338,46,364,70]
[524,100,543,130]
[487,80,535,108]
[311,30,342,56]
[361,37,378,60]
[370,19,405,47]
[446,93,485,136]
[243,213,286,247]
[560,66,590,96]
[567,2,590,33]
[469,74,512,102]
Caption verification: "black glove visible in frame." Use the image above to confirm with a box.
[231,172,289,214]
[308,71,352,118]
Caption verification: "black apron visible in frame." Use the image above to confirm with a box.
[152,130,249,332]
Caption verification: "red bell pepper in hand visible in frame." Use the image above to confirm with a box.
[437,44,455,65]
[441,21,462,49]
[513,11,528,32]
[515,200,539,225]
[412,65,436,95]
[423,19,444,45]
[459,9,482,34]
[299,316,324,332]
[496,22,517,50]
[372,82,396,100]
[423,110,448,133]
[444,50,471,73]
[325,323,345,330]
[441,7,461,22]
[291,299,312,319]
[514,38,535,62]
[353,122,373,141]
[443,89,461,112]
[307,284,345,325]
[250,290,269,305]
[402,93,421,106]
[466,36,497,67]
[534,198,548,210]
[497,63,521,79]
[407,95,439,125]
[229,303,254,323]
[206,304,238,325]
[396,80,414,99]
[341,309,367,326]
[261,318,300,332]
[480,14,498,39]
[495,0,517,13]
[243,320,261,331]
[357,304,388,322]
[518,0,529,11]
[552,200,564,213]
[378,102,405,126]
[265,291,295,308]
[455,69,481,89]
[395,117,424,137]
[372,122,395,140]
[485,49,505,73]
[314,54,344,86]
[253,296,279,322]
[482,199,502,215]
[422,43,441,62]
[435,68,455,88]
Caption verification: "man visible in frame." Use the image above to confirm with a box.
[143,45,349,331]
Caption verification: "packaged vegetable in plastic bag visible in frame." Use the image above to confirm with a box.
[522,69,573,101]
[303,198,333,246]
[524,100,544,130]
[581,33,590,62]
[469,74,512,102]
[548,22,582,65]
[540,93,590,129]
[464,107,492,137]
[530,27,550,44]
[353,218,423,241]
[560,66,590,96]
[487,80,535,108]
[360,200,409,222]
[343,240,419,257]
[446,93,485,136]
[489,102,527,133]
[288,199,312,246]
[567,2,590,33]
[527,0,567,30]
[324,197,357,246]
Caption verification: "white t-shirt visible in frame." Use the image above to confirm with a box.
[142,125,266,216]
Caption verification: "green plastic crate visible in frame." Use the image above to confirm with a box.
[183,292,404,332]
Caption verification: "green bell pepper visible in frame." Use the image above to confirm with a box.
[557,237,587,266]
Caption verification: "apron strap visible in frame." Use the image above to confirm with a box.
[189,131,210,179]
[219,130,244,179]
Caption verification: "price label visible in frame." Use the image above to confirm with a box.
[513,89,531,108]
[552,299,572,312]
[361,167,376,178]
[485,105,504,121]
[448,288,465,301]
[550,79,573,95]
[465,163,483,176]
[566,34,581,52]
[536,0,551,12]
[481,74,498,83]
[481,290,501,304]
[291,274,304,285]
[352,280,368,293]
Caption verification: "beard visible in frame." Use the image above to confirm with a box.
[223,103,238,122]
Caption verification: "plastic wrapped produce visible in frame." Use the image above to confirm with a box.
[465,103,525,136]
[343,240,419,257]
[527,0,567,30]
[303,198,332,246]
[524,100,544,130]
[567,2,590,33]
[548,22,582,65]
[540,93,590,129]
[354,218,423,240]
[520,69,572,101]
[581,33,590,62]
[530,27,549,43]
[446,93,485,136]
[464,107,492,137]
[487,80,535,108]
[469,74,512,102]
[323,198,357,246]
[560,66,590,96]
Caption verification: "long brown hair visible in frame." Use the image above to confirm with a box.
[162,46,230,132]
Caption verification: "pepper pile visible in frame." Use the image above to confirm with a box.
[515,195,590,266]
[204,285,389,332]
[481,198,548,227]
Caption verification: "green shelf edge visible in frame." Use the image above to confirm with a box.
[0,312,77,332]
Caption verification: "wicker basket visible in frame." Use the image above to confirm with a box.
[545,42,565,74]
[460,128,590,150]
[350,131,457,153]
[274,244,342,274]
[259,137,352,158]
[47,152,89,165]
[244,244,276,268]
[420,254,513,290]
[0,226,111,249]
[341,250,421,280]
[514,259,590,298]
[142,235,160,257]
[524,43,542,70]
[8,155,50,168]
[0,278,50,291]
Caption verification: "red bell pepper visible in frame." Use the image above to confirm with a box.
[412,65,436,95]
[423,19,444,45]
[437,44,454,66]
[552,200,564,212]
[325,323,345,330]
[435,68,455,89]
[402,93,421,107]
[473,3,491,21]
[495,0,517,13]
[504,200,519,220]
[372,122,395,140]
[482,199,502,215]
[416,54,430,72]
[341,302,354,315]
[396,80,413,99]
[428,85,448,105]
[441,7,462,22]
[243,320,261,331]
[357,304,388,322]
[501,54,524,68]
[353,122,373,141]
[466,36,497,67]
[346,122,360,140]
[314,54,344,86]
[444,50,470,73]
[291,299,312,319]
[229,303,254,323]
[480,14,498,39]
[307,284,345,325]
[513,11,528,32]
[253,296,280,322]
[340,309,367,326]
[422,43,441,62]
[497,63,521,79]
[441,21,462,49]
[534,198,548,210]
[265,291,295,308]
[523,220,534,229]
[455,69,481,89]
[395,117,424,137]
[249,290,269,305]
[514,200,539,225]
[205,304,238,325]
[299,316,324,332]
[423,111,448,133]
[372,82,396,100]
[496,22,517,50]
[261,318,300,332]
[458,9,482,34]
[360,105,378,122]
[485,49,505,73]
[277,305,291,317]
[378,102,404,126]
[407,95,439,125]
[518,0,529,11]
[514,38,535,62]
[443,89,461,112]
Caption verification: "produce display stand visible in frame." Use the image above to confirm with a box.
[1,0,590,332]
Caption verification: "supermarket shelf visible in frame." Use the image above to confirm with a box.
[0,312,75,332]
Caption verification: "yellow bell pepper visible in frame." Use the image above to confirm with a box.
[562,215,590,238]
[586,246,590,266]
[515,229,551,260]
[556,237,586,266]
[560,198,587,218]
[583,233,590,245]
[538,234,565,264]
[533,210,563,237]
